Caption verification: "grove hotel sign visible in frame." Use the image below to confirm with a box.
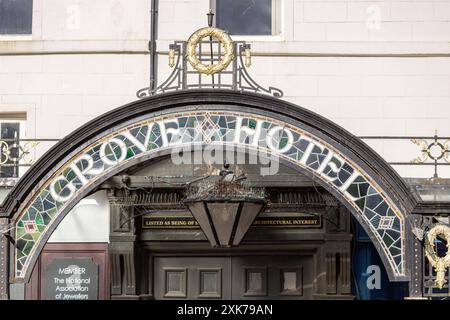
[14,110,405,279]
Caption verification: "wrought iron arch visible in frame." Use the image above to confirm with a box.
[0,90,418,282]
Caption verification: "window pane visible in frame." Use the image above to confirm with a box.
[167,272,182,292]
[0,0,33,35]
[202,272,218,293]
[248,272,262,291]
[216,0,272,36]
[283,271,297,290]
[1,122,19,140]
[0,122,20,178]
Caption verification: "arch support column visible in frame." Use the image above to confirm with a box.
[325,205,353,297]
[108,189,138,300]
[406,215,425,299]
[0,218,8,299]
[314,205,354,299]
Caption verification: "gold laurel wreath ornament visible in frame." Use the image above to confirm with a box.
[186,27,234,75]
[425,224,450,289]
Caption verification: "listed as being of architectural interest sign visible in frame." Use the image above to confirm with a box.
[142,214,322,229]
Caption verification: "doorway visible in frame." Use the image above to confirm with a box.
[153,254,312,300]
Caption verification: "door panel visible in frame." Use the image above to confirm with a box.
[231,256,312,299]
[153,257,231,299]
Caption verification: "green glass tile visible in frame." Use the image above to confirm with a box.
[22,234,34,241]
[17,260,23,271]
[280,136,288,149]
[32,199,44,212]
[354,175,366,183]
[66,169,76,181]
[389,246,401,256]
[41,189,50,198]
[22,241,34,255]
[47,207,57,218]
[16,227,25,239]
[17,250,24,259]
[30,232,41,241]
[16,239,27,251]
[187,117,196,127]
[54,181,61,194]
[382,233,394,247]
[22,212,30,221]
[112,147,120,159]
[355,198,366,212]
[35,214,44,226]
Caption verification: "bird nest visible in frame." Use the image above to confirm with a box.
[185,179,265,202]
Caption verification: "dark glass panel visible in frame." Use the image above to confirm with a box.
[216,0,272,35]
[0,0,33,35]
[0,122,20,177]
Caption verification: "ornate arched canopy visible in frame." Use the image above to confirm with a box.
[0,90,418,281]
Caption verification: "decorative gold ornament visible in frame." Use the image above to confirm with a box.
[0,140,9,165]
[186,27,234,75]
[425,224,450,289]
[0,138,40,167]
[444,140,450,163]
[168,47,176,68]
[410,138,429,164]
[410,130,450,164]
[244,46,251,67]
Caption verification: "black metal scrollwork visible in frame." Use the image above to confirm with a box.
[136,31,283,98]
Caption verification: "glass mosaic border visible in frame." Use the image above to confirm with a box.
[13,110,405,279]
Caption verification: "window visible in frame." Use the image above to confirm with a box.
[0,0,33,35]
[214,0,281,36]
[0,113,26,178]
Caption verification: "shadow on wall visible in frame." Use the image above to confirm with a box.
[48,190,109,243]
[351,218,408,300]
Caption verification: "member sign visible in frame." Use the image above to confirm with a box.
[45,257,99,300]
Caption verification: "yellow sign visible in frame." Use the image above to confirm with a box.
[142,215,321,229]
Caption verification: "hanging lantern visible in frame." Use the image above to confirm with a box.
[184,165,266,247]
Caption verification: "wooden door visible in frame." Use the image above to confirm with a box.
[152,254,312,300]
[153,256,231,299]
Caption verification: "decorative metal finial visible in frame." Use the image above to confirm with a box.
[168,43,176,68]
[207,9,214,27]
[243,43,251,67]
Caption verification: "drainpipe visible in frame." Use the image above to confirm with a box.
[149,0,158,94]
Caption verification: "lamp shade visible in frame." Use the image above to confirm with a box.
[185,198,265,247]
[184,179,266,247]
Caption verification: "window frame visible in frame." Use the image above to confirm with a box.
[211,0,284,41]
[0,117,27,178]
